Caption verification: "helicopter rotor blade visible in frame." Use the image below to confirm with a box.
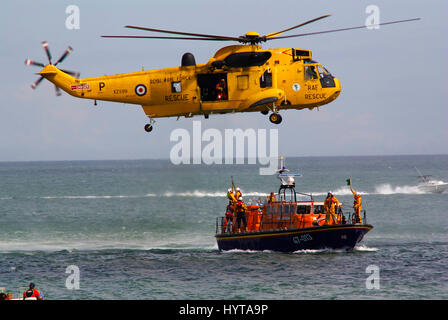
[123,25,241,41]
[26,41,79,96]
[54,46,73,66]
[102,35,234,41]
[41,41,52,64]
[263,14,332,39]
[25,59,45,68]
[30,76,45,89]
[266,18,421,41]
[54,85,62,96]
[60,69,80,78]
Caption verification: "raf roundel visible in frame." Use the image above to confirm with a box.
[135,84,147,96]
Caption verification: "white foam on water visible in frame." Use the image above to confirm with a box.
[354,244,378,252]
[40,194,157,199]
[310,183,430,197]
[27,182,434,203]
[373,183,425,195]
[293,249,328,254]
[163,190,226,198]
[221,248,274,254]
[311,186,368,196]
[162,190,268,198]
[0,237,215,253]
[37,191,269,199]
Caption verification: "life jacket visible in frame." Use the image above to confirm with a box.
[235,190,242,200]
[236,200,246,214]
[216,83,227,99]
[325,197,339,212]
[227,191,236,203]
[353,194,361,206]
[24,288,39,299]
[292,213,300,228]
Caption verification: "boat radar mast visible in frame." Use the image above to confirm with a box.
[277,157,302,187]
[275,157,304,202]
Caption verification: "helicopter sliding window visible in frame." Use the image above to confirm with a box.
[305,65,318,80]
[237,75,249,90]
[260,69,272,88]
[171,81,182,93]
[197,73,228,102]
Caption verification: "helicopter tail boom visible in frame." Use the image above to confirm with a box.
[38,65,81,97]
[38,65,154,105]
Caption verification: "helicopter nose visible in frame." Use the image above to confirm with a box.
[333,77,341,90]
[333,77,341,97]
[324,77,341,103]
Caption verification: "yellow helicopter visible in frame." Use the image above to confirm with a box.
[25,15,419,132]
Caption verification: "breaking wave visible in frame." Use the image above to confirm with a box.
[40,194,157,199]
[312,184,432,196]
[311,187,368,196]
[373,184,424,195]
[163,191,268,198]
[3,184,436,202]
[6,191,267,200]
[354,244,378,252]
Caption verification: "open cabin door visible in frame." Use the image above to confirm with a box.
[197,73,235,114]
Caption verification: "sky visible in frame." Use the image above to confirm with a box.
[0,0,447,161]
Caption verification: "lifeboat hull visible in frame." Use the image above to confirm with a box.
[215,224,373,252]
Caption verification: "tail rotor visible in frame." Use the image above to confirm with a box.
[25,41,80,96]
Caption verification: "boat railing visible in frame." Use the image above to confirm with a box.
[215,208,368,235]
[342,209,367,225]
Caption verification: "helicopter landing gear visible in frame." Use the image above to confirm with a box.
[269,113,282,124]
[265,103,282,124]
[144,119,155,132]
[144,124,153,132]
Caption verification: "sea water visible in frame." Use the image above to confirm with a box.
[0,155,447,299]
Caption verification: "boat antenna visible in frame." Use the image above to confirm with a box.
[276,156,302,186]
[414,166,423,177]
[414,167,430,182]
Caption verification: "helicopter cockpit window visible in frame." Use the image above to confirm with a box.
[316,65,327,78]
[317,65,336,88]
[305,65,318,80]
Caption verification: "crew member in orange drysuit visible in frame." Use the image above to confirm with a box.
[324,192,340,225]
[235,197,247,232]
[350,186,362,223]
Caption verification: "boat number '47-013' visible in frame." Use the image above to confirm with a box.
[292,234,312,244]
